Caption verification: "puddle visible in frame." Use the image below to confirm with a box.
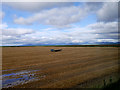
[2,70,41,88]
[2,70,38,77]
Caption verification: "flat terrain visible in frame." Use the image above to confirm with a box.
[2,47,119,88]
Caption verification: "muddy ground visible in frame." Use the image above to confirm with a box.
[2,47,119,88]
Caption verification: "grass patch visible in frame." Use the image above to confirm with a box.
[103,78,120,90]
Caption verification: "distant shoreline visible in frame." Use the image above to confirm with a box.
[1,44,120,47]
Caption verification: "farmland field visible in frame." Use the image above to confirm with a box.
[2,47,120,88]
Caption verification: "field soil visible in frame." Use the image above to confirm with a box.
[2,47,119,88]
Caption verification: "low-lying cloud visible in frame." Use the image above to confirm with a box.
[2,21,118,46]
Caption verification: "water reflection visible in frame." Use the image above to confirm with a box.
[2,70,39,88]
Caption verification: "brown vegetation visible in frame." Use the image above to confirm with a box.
[2,47,119,88]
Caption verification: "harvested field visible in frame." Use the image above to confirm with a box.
[2,47,119,88]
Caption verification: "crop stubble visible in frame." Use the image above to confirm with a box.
[2,47,119,88]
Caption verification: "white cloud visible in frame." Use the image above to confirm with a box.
[87,22,118,33]
[1,2,119,46]
[84,2,118,22]
[97,39,118,42]
[14,5,88,28]
[1,24,93,46]
[87,22,118,41]
[84,2,103,13]
[0,11,5,20]
[97,2,118,22]
[2,21,118,46]
[4,2,73,12]
[0,23,8,29]
[2,28,35,46]
[13,2,118,28]
[2,28,35,36]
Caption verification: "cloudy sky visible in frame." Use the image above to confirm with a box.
[0,1,119,46]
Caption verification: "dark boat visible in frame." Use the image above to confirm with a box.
[50,49,62,52]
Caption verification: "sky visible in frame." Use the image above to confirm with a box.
[0,1,119,46]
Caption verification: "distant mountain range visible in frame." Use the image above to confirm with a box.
[19,42,120,46]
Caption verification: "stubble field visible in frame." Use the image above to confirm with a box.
[2,47,119,88]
